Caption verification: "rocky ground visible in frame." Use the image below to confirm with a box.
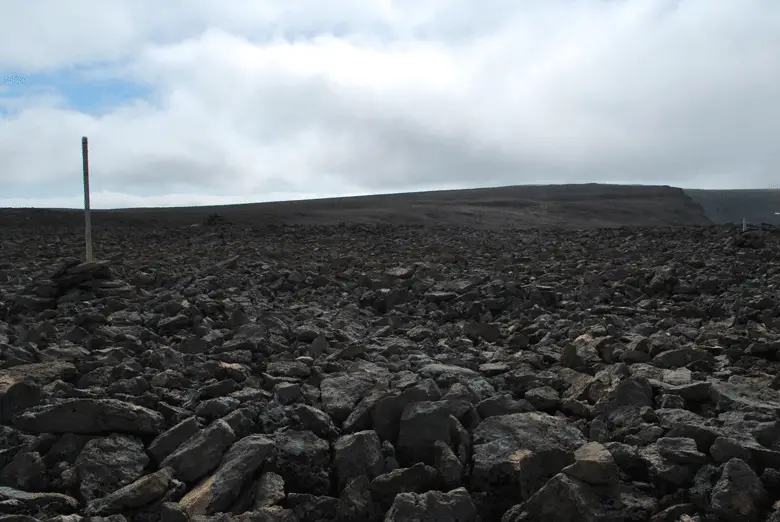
[1,219,780,522]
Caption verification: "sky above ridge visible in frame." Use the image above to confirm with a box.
[1,0,779,209]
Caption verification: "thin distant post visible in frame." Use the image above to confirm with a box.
[81,136,93,261]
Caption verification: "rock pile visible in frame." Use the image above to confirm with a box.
[0,221,779,521]
[8,259,134,313]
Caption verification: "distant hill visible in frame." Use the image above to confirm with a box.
[0,184,712,230]
[684,189,780,226]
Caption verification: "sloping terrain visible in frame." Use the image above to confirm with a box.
[1,212,780,521]
[0,183,712,230]
[685,189,780,226]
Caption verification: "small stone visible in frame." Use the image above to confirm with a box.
[562,442,619,485]
[710,458,768,522]
[85,467,175,516]
[274,382,302,405]
[524,386,560,410]
[253,472,286,509]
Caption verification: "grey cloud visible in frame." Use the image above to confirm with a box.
[1,0,780,208]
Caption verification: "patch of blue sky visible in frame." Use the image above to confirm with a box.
[1,66,151,116]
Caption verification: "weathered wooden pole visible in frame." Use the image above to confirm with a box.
[82,136,93,261]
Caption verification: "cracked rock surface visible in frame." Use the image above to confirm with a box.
[1,219,780,522]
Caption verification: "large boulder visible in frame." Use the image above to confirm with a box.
[471,412,586,519]
[14,398,164,435]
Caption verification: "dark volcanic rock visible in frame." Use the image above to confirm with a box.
[267,430,331,495]
[160,419,237,484]
[75,434,149,502]
[332,430,385,491]
[0,362,77,423]
[2,207,780,521]
[14,398,164,435]
[710,458,768,522]
[85,467,175,515]
[471,412,586,518]
[384,487,479,522]
[179,434,275,515]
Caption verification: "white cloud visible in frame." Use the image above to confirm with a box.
[0,189,341,210]
[1,0,779,208]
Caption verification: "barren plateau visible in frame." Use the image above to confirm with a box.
[1,183,779,522]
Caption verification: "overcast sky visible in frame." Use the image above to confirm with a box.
[1,0,779,209]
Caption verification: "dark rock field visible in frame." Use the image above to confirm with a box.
[1,217,780,522]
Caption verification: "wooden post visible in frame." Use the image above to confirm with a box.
[82,137,93,262]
